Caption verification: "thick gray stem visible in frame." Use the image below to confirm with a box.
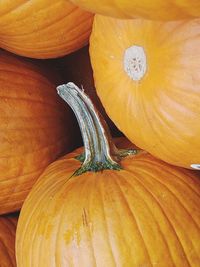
[57,82,121,175]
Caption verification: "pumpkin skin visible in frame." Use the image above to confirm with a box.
[59,46,122,137]
[0,0,93,59]
[0,215,18,267]
[0,50,79,214]
[16,137,200,267]
[70,0,200,21]
[90,15,200,169]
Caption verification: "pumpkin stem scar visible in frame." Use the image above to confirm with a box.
[190,164,200,170]
[57,83,138,176]
[124,45,147,81]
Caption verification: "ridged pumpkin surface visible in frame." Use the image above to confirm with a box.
[0,50,78,214]
[0,0,93,59]
[0,215,17,267]
[16,139,200,267]
[90,16,200,169]
[70,0,200,20]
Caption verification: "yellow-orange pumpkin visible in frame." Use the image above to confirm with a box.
[16,83,200,267]
[0,51,79,214]
[0,0,93,59]
[0,215,18,267]
[70,0,200,20]
[90,15,200,169]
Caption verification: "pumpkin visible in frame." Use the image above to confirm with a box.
[70,0,200,21]
[59,45,121,137]
[90,15,200,170]
[0,0,93,59]
[0,215,18,267]
[0,51,80,215]
[16,83,200,267]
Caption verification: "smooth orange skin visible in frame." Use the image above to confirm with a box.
[16,138,200,267]
[0,215,18,267]
[70,0,200,20]
[0,0,93,59]
[90,16,200,169]
[0,50,79,214]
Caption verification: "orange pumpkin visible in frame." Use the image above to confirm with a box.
[70,0,200,20]
[59,45,122,137]
[0,215,18,267]
[0,51,80,215]
[0,0,93,59]
[90,15,200,169]
[16,83,200,267]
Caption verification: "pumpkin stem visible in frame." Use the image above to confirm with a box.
[57,82,124,176]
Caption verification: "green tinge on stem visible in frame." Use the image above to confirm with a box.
[74,159,122,176]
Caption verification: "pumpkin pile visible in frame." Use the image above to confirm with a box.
[0,1,199,267]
